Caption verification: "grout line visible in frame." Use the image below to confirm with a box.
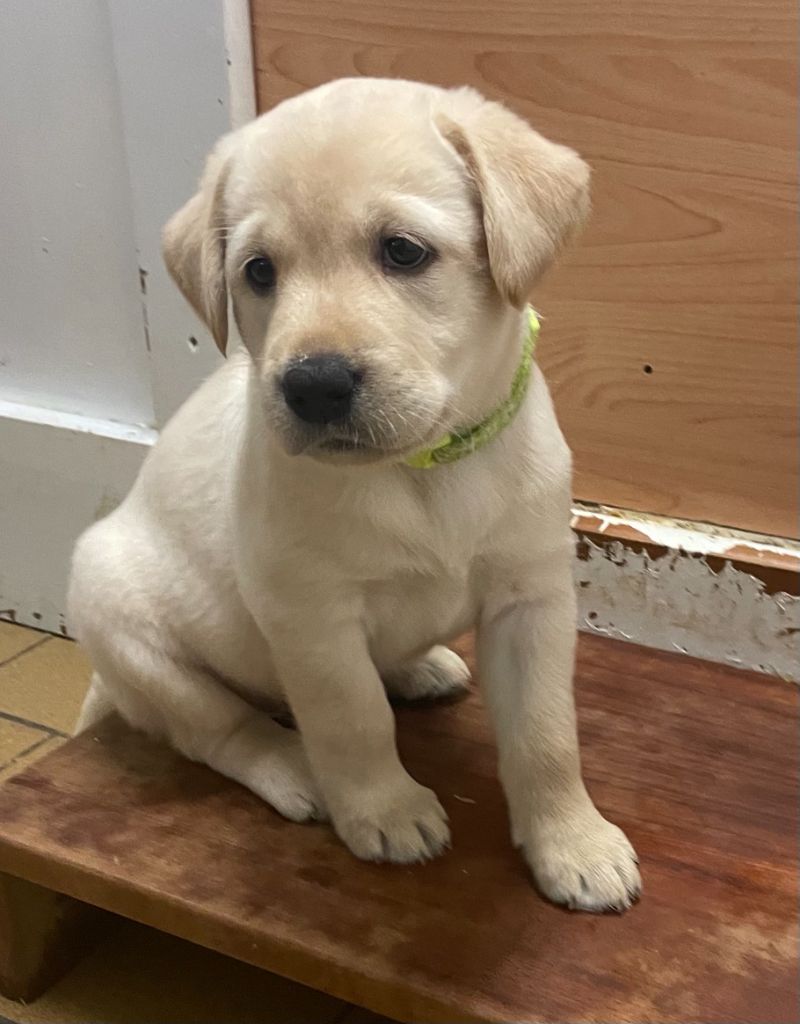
[0,709,68,738]
[0,633,51,669]
[0,733,54,774]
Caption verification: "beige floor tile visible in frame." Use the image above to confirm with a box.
[0,717,49,768]
[0,735,64,783]
[0,622,46,664]
[0,638,91,733]
[0,918,347,1024]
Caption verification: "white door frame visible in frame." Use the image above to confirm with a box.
[0,0,255,635]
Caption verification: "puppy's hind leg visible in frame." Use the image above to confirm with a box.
[90,636,328,823]
[383,646,471,704]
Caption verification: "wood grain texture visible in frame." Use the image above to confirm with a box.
[0,634,796,1022]
[250,0,799,538]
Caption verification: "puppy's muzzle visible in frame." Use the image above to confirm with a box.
[280,354,362,425]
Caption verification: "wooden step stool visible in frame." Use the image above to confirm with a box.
[0,635,796,1023]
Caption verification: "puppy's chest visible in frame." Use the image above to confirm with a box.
[364,569,476,669]
[346,471,495,576]
[267,464,512,658]
[343,476,496,660]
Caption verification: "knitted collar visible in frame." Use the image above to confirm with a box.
[405,308,540,469]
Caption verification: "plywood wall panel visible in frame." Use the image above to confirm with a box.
[251,0,798,537]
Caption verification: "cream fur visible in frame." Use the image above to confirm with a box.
[69,78,639,911]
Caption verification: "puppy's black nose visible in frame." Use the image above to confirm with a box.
[281,354,359,425]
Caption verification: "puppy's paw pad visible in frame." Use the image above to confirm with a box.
[335,779,450,864]
[385,646,471,703]
[524,811,640,913]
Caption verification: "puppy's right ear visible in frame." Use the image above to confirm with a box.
[162,136,234,354]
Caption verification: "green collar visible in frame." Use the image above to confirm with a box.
[405,307,540,469]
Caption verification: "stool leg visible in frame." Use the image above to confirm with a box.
[0,872,110,1001]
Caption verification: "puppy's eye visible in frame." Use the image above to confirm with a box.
[382,236,431,271]
[245,257,276,291]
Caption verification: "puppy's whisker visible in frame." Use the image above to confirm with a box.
[382,412,401,443]
[375,410,400,446]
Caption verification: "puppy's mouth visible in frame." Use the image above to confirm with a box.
[318,436,372,453]
[281,417,448,465]
[311,433,391,464]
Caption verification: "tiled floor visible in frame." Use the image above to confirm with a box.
[0,621,385,1024]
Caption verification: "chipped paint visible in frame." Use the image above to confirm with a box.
[571,503,799,568]
[573,531,799,683]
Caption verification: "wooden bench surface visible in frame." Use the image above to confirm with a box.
[0,634,796,1023]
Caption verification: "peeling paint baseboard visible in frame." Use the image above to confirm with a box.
[572,504,799,682]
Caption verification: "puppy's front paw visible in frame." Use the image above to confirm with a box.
[333,776,450,864]
[250,734,329,825]
[384,646,471,703]
[522,807,640,912]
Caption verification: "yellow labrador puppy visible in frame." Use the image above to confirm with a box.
[69,78,640,911]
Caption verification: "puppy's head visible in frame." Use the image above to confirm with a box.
[163,79,589,463]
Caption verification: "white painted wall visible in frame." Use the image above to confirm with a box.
[0,0,153,425]
[106,0,243,425]
[0,0,254,633]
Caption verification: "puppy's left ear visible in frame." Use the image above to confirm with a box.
[162,134,235,354]
[437,91,591,308]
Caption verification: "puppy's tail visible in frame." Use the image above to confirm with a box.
[75,672,115,735]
